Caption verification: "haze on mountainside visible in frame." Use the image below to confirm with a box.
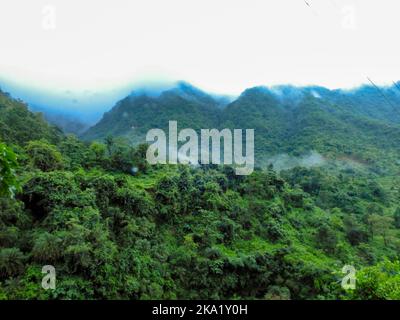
[2,75,400,299]
[0,0,399,121]
[79,80,400,168]
[3,77,400,172]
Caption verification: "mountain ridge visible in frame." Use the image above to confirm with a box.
[81,81,400,167]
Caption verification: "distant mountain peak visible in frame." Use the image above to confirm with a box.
[129,81,201,97]
[240,86,271,95]
[237,86,279,104]
[127,81,228,109]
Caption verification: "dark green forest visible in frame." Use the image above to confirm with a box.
[1,85,400,300]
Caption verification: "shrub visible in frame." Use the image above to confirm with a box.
[0,248,25,278]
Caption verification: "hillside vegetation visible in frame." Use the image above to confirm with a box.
[1,87,400,299]
[82,82,400,164]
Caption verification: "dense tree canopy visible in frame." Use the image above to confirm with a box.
[1,87,400,300]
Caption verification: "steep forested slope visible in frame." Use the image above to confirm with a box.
[0,90,63,146]
[82,83,222,142]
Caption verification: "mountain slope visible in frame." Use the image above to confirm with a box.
[0,90,63,145]
[82,82,222,142]
[81,82,400,166]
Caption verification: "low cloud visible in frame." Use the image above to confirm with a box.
[265,151,325,171]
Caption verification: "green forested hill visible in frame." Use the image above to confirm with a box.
[82,82,222,142]
[1,86,400,300]
[0,90,63,146]
[330,84,400,125]
[82,83,400,167]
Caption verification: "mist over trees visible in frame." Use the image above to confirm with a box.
[1,85,400,300]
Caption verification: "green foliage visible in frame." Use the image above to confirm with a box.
[0,90,62,145]
[81,84,400,167]
[0,248,25,278]
[1,86,400,300]
[0,142,20,197]
[25,140,64,172]
[86,142,107,168]
[346,260,400,300]
[82,83,221,142]
[132,143,150,173]
[394,208,400,229]
[59,135,88,170]
[31,232,63,263]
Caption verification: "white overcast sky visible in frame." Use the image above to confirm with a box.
[0,0,399,95]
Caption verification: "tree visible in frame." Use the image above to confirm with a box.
[132,143,150,173]
[343,215,369,246]
[315,223,338,254]
[59,134,87,170]
[25,140,64,171]
[31,232,63,263]
[347,260,400,300]
[87,142,107,168]
[0,248,25,278]
[394,207,400,229]
[104,135,115,156]
[264,286,291,300]
[367,214,394,246]
[0,142,20,197]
